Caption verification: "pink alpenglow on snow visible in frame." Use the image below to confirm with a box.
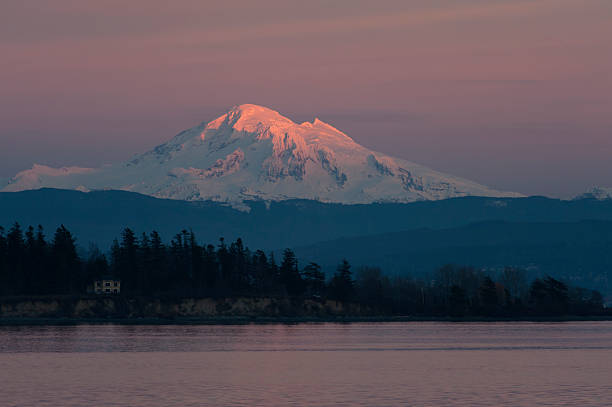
[1,104,522,207]
[1,1,612,197]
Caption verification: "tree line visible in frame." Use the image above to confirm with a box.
[0,223,606,317]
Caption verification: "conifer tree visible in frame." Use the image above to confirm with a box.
[84,244,109,286]
[229,238,248,291]
[6,223,25,294]
[110,238,121,277]
[302,262,325,297]
[51,225,80,294]
[119,228,139,294]
[139,232,151,294]
[23,226,37,293]
[202,243,218,293]
[0,226,6,295]
[149,231,167,292]
[329,259,354,302]
[479,276,498,315]
[279,248,304,296]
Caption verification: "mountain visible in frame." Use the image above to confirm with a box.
[574,186,612,201]
[1,104,520,205]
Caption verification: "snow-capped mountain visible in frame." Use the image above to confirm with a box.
[574,187,612,201]
[2,104,521,205]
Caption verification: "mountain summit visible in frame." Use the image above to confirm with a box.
[2,104,521,205]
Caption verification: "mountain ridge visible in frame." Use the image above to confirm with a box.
[2,104,521,205]
[2,188,612,250]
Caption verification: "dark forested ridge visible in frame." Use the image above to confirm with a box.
[3,188,612,250]
[0,223,606,318]
[294,220,612,295]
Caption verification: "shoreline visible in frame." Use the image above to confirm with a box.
[2,315,611,326]
[2,295,609,325]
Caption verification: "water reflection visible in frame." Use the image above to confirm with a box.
[1,322,611,406]
[1,322,611,353]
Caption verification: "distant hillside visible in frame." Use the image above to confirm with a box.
[2,189,612,251]
[293,220,612,294]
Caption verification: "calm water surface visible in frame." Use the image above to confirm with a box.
[1,322,611,406]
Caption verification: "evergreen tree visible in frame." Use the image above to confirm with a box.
[202,243,218,293]
[500,267,527,304]
[217,237,232,293]
[110,238,121,277]
[302,262,325,297]
[139,232,152,295]
[149,231,168,293]
[449,285,467,316]
[23,226,37,293]
[169,231,189,295]
[181,229,193,280]
[252,250,272,294]
[279,248,303,296]
[119,228,139,294]
[329,259,354,302]
[84,244,109,288]
[6,223,25,294]
[51,225,80,294]
[529,276,569,315]
[188,230,206,295]
[0,226,6,295]
[479,276,498,315]
[34,225,49,293]
[20,225,49,294]
[354,266,387,309]
[229,238,248,291]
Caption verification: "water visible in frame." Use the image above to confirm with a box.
[1,322,611,406]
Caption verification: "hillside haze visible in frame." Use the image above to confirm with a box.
[2,104,520,205]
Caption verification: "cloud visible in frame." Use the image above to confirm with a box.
[0,0,576,47]
[318,111,427,124]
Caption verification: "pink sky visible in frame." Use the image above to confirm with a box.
[1,0,611,197]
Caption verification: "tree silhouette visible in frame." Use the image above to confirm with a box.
[479,276,498,315]
[51,225,80,294]
[302,262,325,297]
[279,248,304,296]
[529,276,569,315]
[0,222,605,318]
[449,285,467,316]
[329,259,354,302]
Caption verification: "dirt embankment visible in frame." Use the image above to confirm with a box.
[0,296,369,320]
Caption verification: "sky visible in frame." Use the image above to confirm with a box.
[1,0,611,198]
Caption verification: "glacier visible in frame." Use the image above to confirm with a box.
[2,104,522,205]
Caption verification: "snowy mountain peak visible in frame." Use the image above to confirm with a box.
[207,104,294,134]
[1,104,522,206]
[204,104,354,146]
